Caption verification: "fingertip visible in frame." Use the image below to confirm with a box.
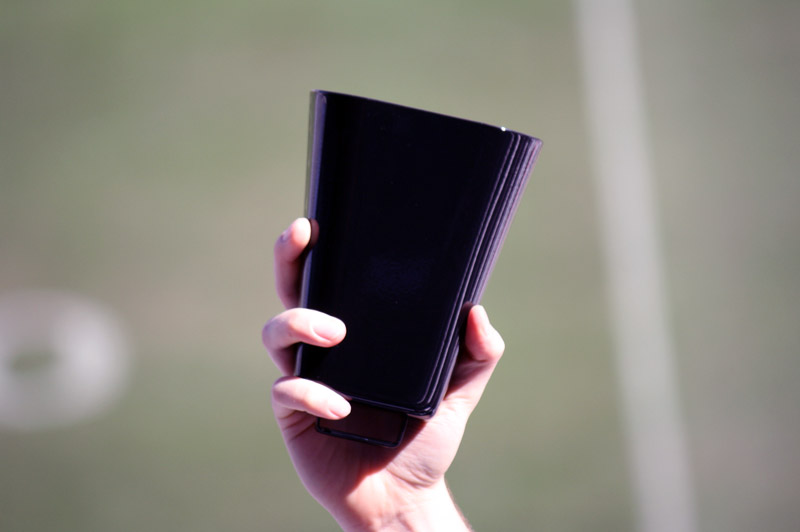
[470,304,488,330]
[467,305,491,340]
[289,217,311,247]
[310,315,347,344]
[327,394,351,419]
[271,376,351,420]
[466,305,505,362]
[274,218,313,308]
[275,217,311,259]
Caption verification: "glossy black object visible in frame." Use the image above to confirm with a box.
[296,90,542,444]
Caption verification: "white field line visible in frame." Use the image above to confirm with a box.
[574,1,699,531]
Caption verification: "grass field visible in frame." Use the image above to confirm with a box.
[1,1,799,530]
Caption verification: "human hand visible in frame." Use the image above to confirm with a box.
[262,218,505,531]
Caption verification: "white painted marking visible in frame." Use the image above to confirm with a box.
[574,1,699,531]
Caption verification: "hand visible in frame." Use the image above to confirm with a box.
[262,218,505,531]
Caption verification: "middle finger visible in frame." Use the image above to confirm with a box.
[262,308,347,375]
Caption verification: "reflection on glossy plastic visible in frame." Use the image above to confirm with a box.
[296,90,542,444]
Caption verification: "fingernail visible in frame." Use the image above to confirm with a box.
[312,317,346,342]
[279,227,291,243]
[473,305,491,336]
[329,396,351,418]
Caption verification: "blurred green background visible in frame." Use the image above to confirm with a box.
[1,0,798,530]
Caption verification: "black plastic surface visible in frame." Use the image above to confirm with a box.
[296,90,542,420]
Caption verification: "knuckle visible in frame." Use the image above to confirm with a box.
[261,320,273,347]
[261,311,299,349]
[261,317,282,349]
[274,227,292,255]
[271,377,289,404]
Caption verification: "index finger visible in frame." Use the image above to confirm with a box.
[274,218,312,308]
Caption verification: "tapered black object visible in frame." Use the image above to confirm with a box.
[296,91,542,446]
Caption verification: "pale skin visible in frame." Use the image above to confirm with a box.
[262,218,506,531]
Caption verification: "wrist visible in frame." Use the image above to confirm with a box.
[335,480,471,532]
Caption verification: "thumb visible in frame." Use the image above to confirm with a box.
[441,305,505,417]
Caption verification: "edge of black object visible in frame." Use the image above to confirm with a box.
[296,90,542,446]
[316,402,409,448]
